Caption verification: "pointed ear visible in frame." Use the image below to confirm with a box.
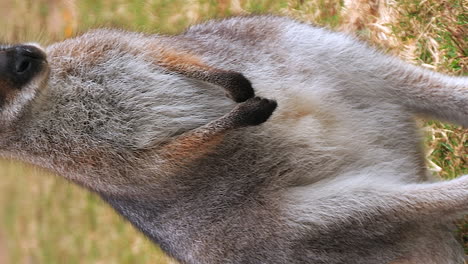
[153,48,255,103]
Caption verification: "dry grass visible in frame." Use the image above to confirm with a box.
[0,0,466,262]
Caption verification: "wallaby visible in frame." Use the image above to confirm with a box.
[0,15,467,264]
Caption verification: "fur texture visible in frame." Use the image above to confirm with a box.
[0,16,467,263]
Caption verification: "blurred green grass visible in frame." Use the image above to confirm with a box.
[0,0,466,263]
[0,160,174,264]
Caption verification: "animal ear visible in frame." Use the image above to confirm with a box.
[154,48,254,103]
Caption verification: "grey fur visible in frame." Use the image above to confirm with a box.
[0,16,467,263]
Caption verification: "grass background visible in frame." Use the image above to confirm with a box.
[0,0,466,263]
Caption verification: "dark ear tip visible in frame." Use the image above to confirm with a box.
[223,71,255,103]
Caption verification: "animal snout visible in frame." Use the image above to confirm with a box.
[0,44,47,89]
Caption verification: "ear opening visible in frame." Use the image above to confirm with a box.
[154,48,255,102]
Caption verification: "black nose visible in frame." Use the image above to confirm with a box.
[0,45,47,89]
[15,46,47,73]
